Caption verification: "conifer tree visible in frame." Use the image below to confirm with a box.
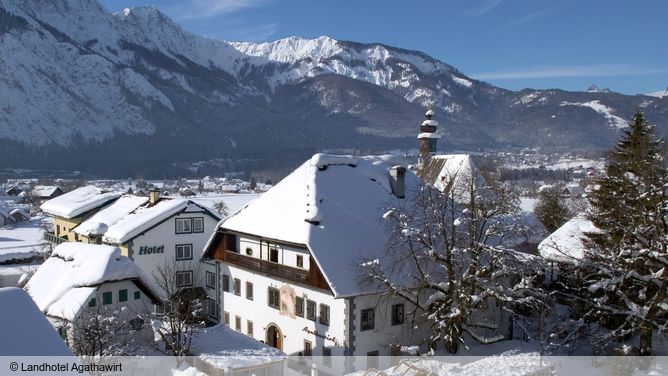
[584,112,668,355]
[535,185,571,233]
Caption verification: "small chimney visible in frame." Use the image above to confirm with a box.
[389,166,406,199]
[149,188,161,206]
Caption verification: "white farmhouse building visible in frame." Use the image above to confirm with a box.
[101,195,220,288]
[24,243,161,349]
[201,153,428,363]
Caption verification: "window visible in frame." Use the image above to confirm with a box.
[102,291,112,305]
[361,308,375,331]
[296,255,304,268]
[176,271,193,287]
[246,282,253,300]
[134,291,140,300]
[323,347,332,367]
[245,247,253,256]
[224,311,230,325]
[206,272,216,289]
[234,278,241,296]
[88,298,96,308]
[223,274,230,292]
[119,289,128,302]
[304,340,312,356]
[193,217,204,233]
[247,320,254,336]
[295,296,305,317]
[391,304,405,326]
[270,248,279,263]
[306,299,316,321]
[58,326,67,340]
[367,351,379,370]
[176,244,193,260]
[56,225,60,236]
[319,304,330,326]
[235,315,241,331]
[130,318,145,330]
[207,299,218,318]
[175,218,192,234]
[268,287,280,309]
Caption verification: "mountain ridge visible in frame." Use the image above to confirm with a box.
[1,0,667,176]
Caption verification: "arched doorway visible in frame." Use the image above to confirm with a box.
[266,324,283,351]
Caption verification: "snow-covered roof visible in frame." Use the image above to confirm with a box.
[103,199,217,244]
[0,287,73,356]
[74,195,149,237]
[40,185,121,219]
[32,185,61,198]
[417,132,442,139]
[25,242,160,319]
[192,324,284,369]
[538,215,597,264]
[217,153,418,297]
[421,154,487,202]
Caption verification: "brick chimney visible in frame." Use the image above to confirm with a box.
[148,188,161,207]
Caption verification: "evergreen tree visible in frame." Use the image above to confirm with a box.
[534,185,571,233]
[583,112,668,355]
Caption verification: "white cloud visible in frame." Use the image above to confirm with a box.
[170,0,273,21]
[464,0,503,17]
[472,64,668,80]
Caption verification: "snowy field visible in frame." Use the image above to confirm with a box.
[190,193,261,216]
[0,215,50,263]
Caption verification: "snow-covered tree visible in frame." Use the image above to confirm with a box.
[213,200,229,217]
[69,305,146,356]
[152,261,205,357]
[583,112,668,355]
[364,171,546,353]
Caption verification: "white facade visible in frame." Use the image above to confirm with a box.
[48,279,156,349]
[203,232,427,362]
[126,210,219,286]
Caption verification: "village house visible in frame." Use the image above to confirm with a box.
[31,185,64,201]
[40,185,121,243]
[538,214,597,283]
[200,153,427,368]
[41,188,220,288]
[24,243,161,350]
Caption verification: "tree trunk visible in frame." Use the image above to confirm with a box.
[639,321,652,356]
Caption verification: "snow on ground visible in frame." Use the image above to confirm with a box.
[560,100,627,129]
[647,87,668,98]
[0,263,40,288]
[519,197,538,213]
[0,215,50,263]
[191,193,261,216]
[0,287,73,356]
[191,324,284,370]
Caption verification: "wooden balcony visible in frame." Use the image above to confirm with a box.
[225,250,311,285]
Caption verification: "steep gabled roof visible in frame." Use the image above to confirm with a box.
[25,243,161,320]
[103,199,219,244]
[40,185,121,219]
[421,154,486,202]
[538,215,598,264]
[74,194,149,237]
[0,287,73,356]
[215,154,418,297]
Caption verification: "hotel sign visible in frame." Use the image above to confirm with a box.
[138,245,164,255]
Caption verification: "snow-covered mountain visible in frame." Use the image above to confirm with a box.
[647,87,668,98]
[1,0,667,175]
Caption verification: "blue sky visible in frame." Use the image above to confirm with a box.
[100,0,668,95]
